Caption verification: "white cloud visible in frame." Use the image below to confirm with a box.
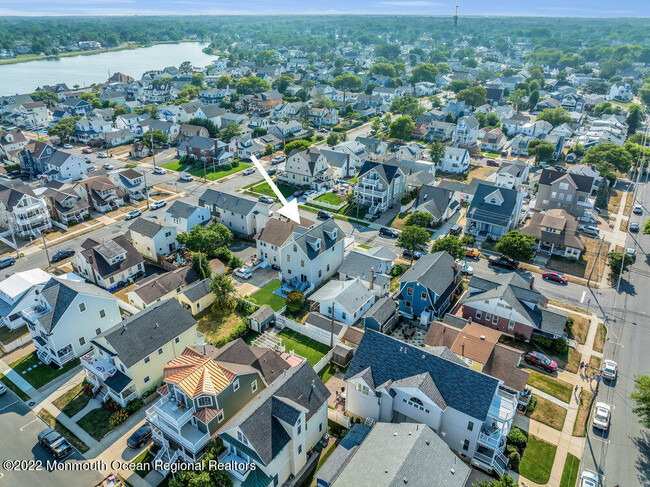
[379,1,441,6]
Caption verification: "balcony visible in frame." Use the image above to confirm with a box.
[149,395,195,428]
[14,202,45,215]
[355,187,388,199]
[80,350,118,381]
[473,449,508,477]
[147,409,210,453]
[21,305,49,324]
[488,389,517,423]
[218,450,253,482]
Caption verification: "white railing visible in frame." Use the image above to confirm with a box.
[478,431,503,450]
[328,408,350,428]
[152,396,195,427]
[355,188,387,199]
[147,408,209,453]
[218,450,252,482]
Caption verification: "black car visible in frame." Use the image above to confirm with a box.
[127,425,152,449]
[379,227,400,238]
[38,428,73,459]
[553,165,566,172]
[50,248,75,263]
[0,256,15,269]
[448,225,462,236]
[488,255,518,270]
[317,210,332,219]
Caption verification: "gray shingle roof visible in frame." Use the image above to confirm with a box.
[363,297,397,325]
[357,160,404,184]
[128,217,172,238]
[180,278,212,303]
[292,219,345,261]
[131,267,198,305]
[467,183,519,227]
[398,251,457,297]
[166,200,200,220]
[199,188,258,216]
[316,423,372,486]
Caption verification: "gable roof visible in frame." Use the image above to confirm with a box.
[127,217,174,238]
[129,266,199,305]
[538,168,593,193]
[255,217,312,247]
[467,183,519,226]
[165,200,202,220]
[79,235,144,280]
[398,251,457,296]
[357,160,404,184]
[290,219,345,261]
[199,189,258,216]
[310,278,374,315]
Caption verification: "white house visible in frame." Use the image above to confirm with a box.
[110,168,150,201]
[256,217,313,269]
[452,115,480,147]
[199,189,271,238]
[0,269,51,331]
[164,200,211,234]
[127,218,178,260]
[496,159,530,189]
[436,146,470,174]
[277,147,334,190]
[354,161,407,215]
[609,82,633,102]
[310,278,375,326]
[0,183,52,238]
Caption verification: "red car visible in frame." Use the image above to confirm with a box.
[82,148,93,154]
[486,159,500,167]
[525,351,558,373]
[542,271,568,284]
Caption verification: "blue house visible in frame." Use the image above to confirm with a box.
[396,251,461,321]
[363,296,398,333]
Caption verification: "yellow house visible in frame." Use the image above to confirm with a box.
[175,278,215,316]
[81,299,205,406]
[126,266,200,311]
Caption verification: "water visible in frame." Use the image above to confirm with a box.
[0,42,216,95]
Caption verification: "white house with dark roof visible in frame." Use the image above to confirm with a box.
[310,278,375,326]
[338,246,395,297]
[436,146,470,174]
[127,218,178,260]
[0,182,52,238]
[73,175,125,213]
[452,115,479,147]
[277,147,334,190]
[413,185,461,224]
[199,189,271,238]
[256,217,313,269]
[110,168,149,201]
[354,160,407,214]
[164,200,211,233]
[41,181,90,223]
[495,159,530,189]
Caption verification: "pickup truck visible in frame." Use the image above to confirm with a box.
[465,248,480,259]
[488,255,518,270]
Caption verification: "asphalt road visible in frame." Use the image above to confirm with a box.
[580,175,650,487]
[0,388,103,486]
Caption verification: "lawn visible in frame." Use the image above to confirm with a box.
[573,390,595,436]
[565,348,581,374]
[568,312,591,345]
[38,408,89,453]
[527,395,567,431]
[358,244,371,250]
[197,309,247,345]
[547,238,609,280]
[607,188,625,216]
[248,181,295,199]
[315,192,346,206]
[188,162,250,181]
[589,355,602,371]
[0,373,30,400]
[467,164,497,182]
[519,435,557,484]
[277,328,330,366]
[0,324,29,345]
[77,406,114,441]
[593,323,607,353]
[318,363,347,385]
[249,279,286,311]
[10,353,80,390]
[131,448,155,478]
[53,383,92,418]
[560,453,581,487]
[527,371,573,404]
[161,159,187,171]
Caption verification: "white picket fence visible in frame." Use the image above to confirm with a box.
[328,408,351,428]
[313,350,333,374]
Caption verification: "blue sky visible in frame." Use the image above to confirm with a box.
[0,0,643,17]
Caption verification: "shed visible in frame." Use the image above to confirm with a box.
[332,343,354,367]
[248,305,275,333]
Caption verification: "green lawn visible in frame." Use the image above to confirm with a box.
[131,448,155,478]
[188,162,250,181]
[38,409,89,453]
[249,181,295,199]
[249,280,286,311]
[0,324,29,345]
[527,371,573,403]
[161,160,187,171]
[318,364,347,384]
[77,407,115,441]
[315,192,346,206]
[527,395,567,431]
[10,353,80,390]
[519,435,557,484]
[277,328,330,366]
[560,453,581,487]
[0,373,30,400]
[53,383,92,418]
[358,244,371,250]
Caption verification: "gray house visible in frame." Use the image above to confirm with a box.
[465,184,523,238]
[534,169,595,222]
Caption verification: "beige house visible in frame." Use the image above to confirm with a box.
[175,279,215,316]
[126,267,199,310]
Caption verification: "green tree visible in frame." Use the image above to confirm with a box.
[236,76,271,95]
[168,441,232,487]
[365,82,379,95]
[272,75,294,94]
[626,104,643,134]
[29,90,59,108]
[571,142,585,157]
[333,74,363,102]
[216,75,233,88]
[389,115,415,140]
[631,375,650,428]
[583,143,633,173]
[495,231,535,261]
[177,223,233,258]
[405,211,434,229]
[142,129,168,149]
[595,180,610,209]
[264,144,274,156]
[219,123,242,142]
[210,273,236,311]
[607,251,634,278]
[508,89,527,113]
[187,117,218,138]
[327,132,341,146]
[112,105,128,120]
[191,73,204,87]
[455,86,487,107]
[429,141,445,164]
[374,44,401,61]
[390,95,424,118]
[536,107,572,126]
[48,116,80,143]
[639,84,650,106]
[79,92,102,108]
[371,117,382,132]
[643,218,650,234]
[430,235,464,260]
[284,139,311,155]
[474,475,518,487]
[593,101,621,117]
[396,225,430,264]
[527,139,556,163]
[191,253,212,280]
[409,63,439,83]
[179,60,192,74]
[528,89,540,110]
[447,79,472,94]
[369,62,396,78]
[286,290,305,314]
[255,49,278,66]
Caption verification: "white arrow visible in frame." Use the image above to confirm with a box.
[250,155,301,223]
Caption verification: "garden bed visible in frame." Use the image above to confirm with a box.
[197,309,248,346]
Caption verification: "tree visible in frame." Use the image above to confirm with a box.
[455,86,487,107]
[643,218,650,234]
[447,79,472,94]
[48,116,80,143]
[264,144,274,156]
[396,226,430,264]
[191,73,204,87]
[168,441,232,487]
[29,90,59,107]
[286,290,305,314]
[177,223,233,258]
[236,76,271,95]
[176,84,200,101]
[528,89,540,110]
[536,107,572,126]
[631,375,650,428]
[272,75,294,94]
[508,89,527,113]
[639,84,650,106]
[626,104,643,134]
[327,133,341,146]
[187,117,218,138]
[495,231,535,262]
[607,251,634,278]
[583,143,633,173]
[255,49,278,65]
[429,141,445,164]
[219,123,242,142]
[527,139,555,163]
[112,105,128,120]
[474,475,518,487]
[595,180,610,208]
[371,117,381,132]
[365,82,379,95]
[333,74,362,102]
[405,211,434,229]
[284,139,311,155]
[216,75,233,88]
[142,130,168,149]
[191,253,212,280]
[210,273,236,311]
[593,101,621,117]
[430,235,464,260]
[369,63,396,78]
[374,44,401,61]
[409,63,439,83]
[571,142,585,157]
[389,115,415,140]
[179,61,192,74]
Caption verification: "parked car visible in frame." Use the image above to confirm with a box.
[553,165,566,172]
[294,190,305,197]
[579,225,600,238]
[266,168,276,176]
[317,210,332,220]
[38,428,73,459]
[488,255,518,270]
[83,157,91,163]
[465,248,480,259]
[271,156,285,164]
[486,159,500,167]
[633,204,643,215]
[150,200,167,210]
[243,168,255,176]
[50,248,75,263]
[82,148,93,154]
[379,227,400,238]
[179,172,193,182]
[0,382,6,395]
[125,209,142,220]
[63,144,73,149]
[234,267,252,279]
[524,351,558,373]
[87,165,96,172]
[592,402,611,431]
[97,152,108,158]
[601,359,618,380]
[542,270,568,284]
[402,249,422,260]
[448,224,462,236]
[102,163,114,170]
[127,425,152,449]
[0,256,15,269]
[456,260,474,275]
[258,195,274,204]
[539,162,550,168]
[630,222,639,232]
[579,471,600,487]
[153,166,166,175]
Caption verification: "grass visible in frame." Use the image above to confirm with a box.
[38,408,89,453]
[358,244,371,250]
[573,390,595,436]
[188,162,250,181]
[480,239,498,253]
[10,353,80,390]
[593,323,607,353]
[527,371,573,404]
[0,324,29,345]
[0,373,30,400]
[131,448,155,478]
[277,328,330,366]
[246,181,295,199]
[589,355,602,371]
[161,159,187,171]
[315,192,346,206]
[527,395,567,431]
[547,300,589,315]
[607,188,625,216]
[568,312,591,345]
[519,435,557,484]
[547,238,609,280]
[315,441,337,472]
[249,279,285,311]
[197,309,247,345]
[565,348,581,374]
[318,364,347,385]
[560,453,581,487]
[467,163,497,182]
[77,406,115,441]
[53,383,92,418]
[389,211,410,230]
[242,330,260,345]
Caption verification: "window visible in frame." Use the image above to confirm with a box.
[78,337,85,346]
[197,396,212,407]
[298,444,302,455]
[551,191,557,198]
[475,310,482,319]
[297,423,302,435]
[485,313,491,321]
[319,422,323,433]
[405,301,411,308]
[99,309,106,318]
[217,410,224,423]
[462,440,470,451]
[318,270,322,278]
[144,376,150,384]
[508,319,515,330]
[407,288,413,296]
[566,194,572,202]
[233,379,240,392]
[287,255,291,262]
[158,347,164,355]
[252,380,258,393]
[95,327,101,335]
[144,356,150,364]
[362,386,369,395]
[79,302,86,312]
[327,264,330,272]
[301,260,305,267]
[468,421,474,431]
[559,182,569,190]
[421,292,427,300]
[174,336,180,344]
[341,312,347,320]
[492,315,498,325]
[273,475,279,487]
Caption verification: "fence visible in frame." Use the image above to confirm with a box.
[328,408,351,428]
[312,350,333,374]
[0,333,32,353]
[276,314,341,347]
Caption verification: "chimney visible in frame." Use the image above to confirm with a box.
[369,267,375,290]
[530,276,535,289]
[461,337,465,357]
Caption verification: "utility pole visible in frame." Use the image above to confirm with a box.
[330,302,335,349]
[143,172,150,210]
[150,132,156,168]
[8,218,18,259]
[41,232,50,265]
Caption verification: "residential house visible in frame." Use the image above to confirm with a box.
[344,329,517,477]
[356,137,387,155]
[115,113,151,132]
[72,235,145,290]
[413,185,461,224]
[338,246,396,297]
[19,141,88,180]
[426,121,455,142]
[125,267,199,311]
[179,124,209,140]
[480,128,507,153]
[436,146,470,174]
[310,278,375,326]
[396,251,461,321]
[277,147,334,191]
[319,149,356,179]
[465,184,523,238]
[308,108,339,127]
[175,278,217,316]
[0,129,27,162]
[249,90,283,114]
[25,277,123,367]
[0,268,51,331]
[256,217,313,269]
[127,218,179,260]
[199,189,271,238]
[354,161,407,214]
[534,169,595,221]
[83,299,202,407]
[520,209,585,259]
[395,142,428,162]
[495,159,530,189]
[452,115,480,147]
[362,297,398,334]
[269,120,304,141]
[57,98,93,118]
[110,168,149,201]
[164,200,211,234]
[508,134,533,157]
[0,182,51,238]
[41,181,90,224]
[567,165,600,193]
[609,82,633,102]
[73,175,125,212]
[103,129,134,148]
[541,133,565,160]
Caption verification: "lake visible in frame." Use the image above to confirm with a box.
[0,42,217,95]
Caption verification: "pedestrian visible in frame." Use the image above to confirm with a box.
[580,361,585,370]
[590,373,595,384]
[580,386,583,395]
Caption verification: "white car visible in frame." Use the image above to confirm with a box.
[125,209,142,220]
[63,143,73,149]
[633,204,643,215]
[592,402,611,431]
[626,247,636,256]
[97,152,108,158]
[243,168,255,176]
[455,260,474,275]
[153,166,167,175]
[234,268,252,279]
[150,200,167,210]
[179,172,193,182]
[102,163,114,170]
[602,359,618,380]
[579,470,600,487]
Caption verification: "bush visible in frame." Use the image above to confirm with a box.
[214,246,232,263]
[104,398,121,413]
[229,255,243,268]
[565,316,575,336]
[286,290,306,313]
[125,398,143,414]
[214,319,247,347]
[235,298,259,317]
[220,163,232,170]
[109,409,129,427]
[231,160,239,167]
[509,451,521,470]
[526,394,538,413]
[391,265,404,277]
[507,427,528,449]
[179,155,188,165]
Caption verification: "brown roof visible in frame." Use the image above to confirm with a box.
[130,266,199,305]
[521,209,585,251]
[255,217,313,247]
[342,326,365,346]
[194,407,222,424]
[482,344,529,392]
[209,258,225,273]
[118,168,143,180]
[450,322,501,364]
[163,347,237,398]
[423,321,460,348]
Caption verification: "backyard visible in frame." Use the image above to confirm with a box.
[10,353,80,390]
[314,192,347,206]
[53,383,92,418]
[527,371,573,403]
[0,324,29,345]
[249,279,286,311]
[277,328,330,366]
[467,163,497,182]
[197,309,248,345]
[519,435,557,484]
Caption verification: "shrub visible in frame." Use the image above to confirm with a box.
[508,451,521,470]
[391,265,404,277]
[104,398,121,413]
[526,394,538,413]
[565,317,575,336]
[286,290,305,313]
[507,427,527,449]
[220,163,232,171]
[214,320,247,347]
[231,160,239,167]
[179,155,188,165]
[228,255,243,268]
[214,246,232,263]
[109,409,129,427]
[125,398,143,415]
[235,298,259,317]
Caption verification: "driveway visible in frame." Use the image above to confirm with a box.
[233,267,279,296]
